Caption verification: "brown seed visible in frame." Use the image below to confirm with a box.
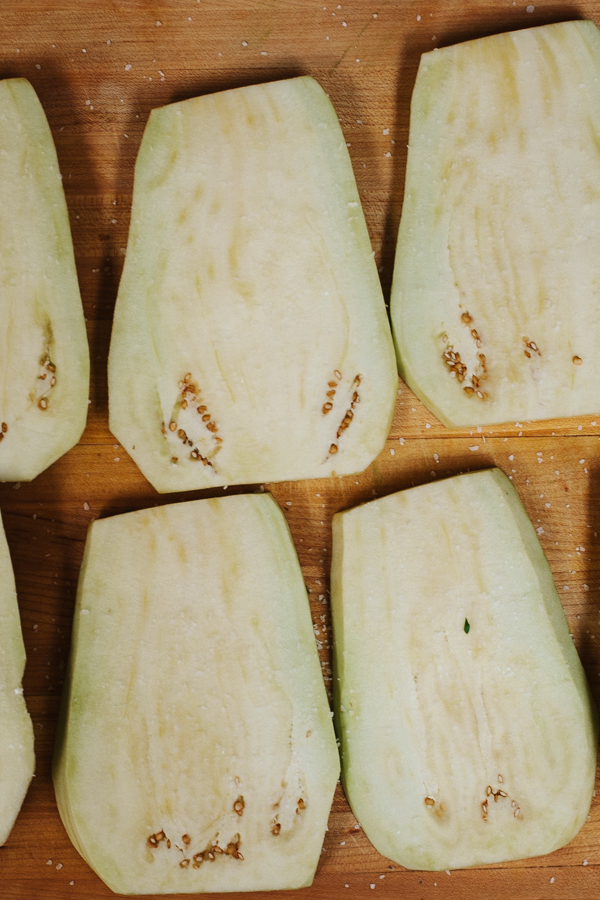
[424,797,435,807]
[180,858,190,868]
[38,398,48,410]
[486,785,492,796]
[498,775,504,783]
[334,369,342,380]
[234,852,244,860]
[1,422,7,433]
[463,386,475,394]
[181,399,188,409]
[171,457,178,463]
[202,414,211,422]
[169,421,177,432]
[328,381,337,388]
[272,823,281,835]
[573,356,582,366]
[329,443,338,455]
[461,312,472,324]
[167,839,171,849]
[524,350,531,358]
[193,853,204,864]
[206,422,218,433]
[297,798,306,809]
[148,836,158,847]
[47,363,56,373]
[177,429,186,440]
[326,389,336,398]
[197,405,207,413]
[0,433,4,442]
[184,373,191,383]
[234,797,245,816]
[497,790,507,798]
[323,403,333,414]
[40,372,47,380]
[213,845,224,854]
[182,834,191,845]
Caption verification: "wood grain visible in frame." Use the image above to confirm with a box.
[1,1,600,897]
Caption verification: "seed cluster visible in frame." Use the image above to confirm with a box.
[522,336,541,359]
[480,775,520,820]
[146,829,244,867]
[271,796,305,835]
[37,356,57,411]
[423,796,445,818]
[442,313,489,400]
[329,373,361,456]
[322,369,343,414]
[161,373,221,467]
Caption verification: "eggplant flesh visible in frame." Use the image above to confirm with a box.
[109,75,397,492]
[331,469,598,870]
[0,510,34,844]
[54,494,339,894]
[0,78,89,480]
[392,21,600,427]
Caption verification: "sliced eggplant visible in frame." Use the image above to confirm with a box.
[331,468,598,870]
[0,78,89,479]
[54,493,339,894]
[109,75,397,492]
[0,510,34,843]
[391,21,600,427]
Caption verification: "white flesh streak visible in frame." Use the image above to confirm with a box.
[54,494,339,894]
[109,76,396,492]
[331,469,597,870]
[392,21,600,427]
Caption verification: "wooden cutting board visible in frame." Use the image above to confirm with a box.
[2,1,600,897]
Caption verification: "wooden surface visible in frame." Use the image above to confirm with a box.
[2,1,600,898]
